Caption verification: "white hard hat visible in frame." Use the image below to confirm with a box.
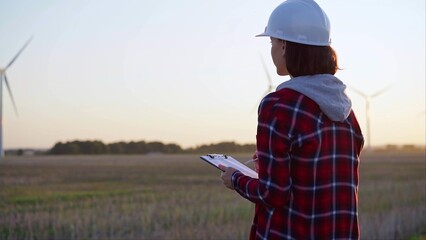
[256,0,331,46]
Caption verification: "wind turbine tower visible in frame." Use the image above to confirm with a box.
[349,86,391,150]
[0,37,33,159]
[252,55,275,113]
[259,54,274,97]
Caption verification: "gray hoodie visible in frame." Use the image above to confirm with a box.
[276,74,352,122]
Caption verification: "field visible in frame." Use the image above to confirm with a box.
[0,152,425,240]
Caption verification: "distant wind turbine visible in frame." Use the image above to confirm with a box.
[349,85,391,150]
[252,55,275,113]
[0,37,33,159]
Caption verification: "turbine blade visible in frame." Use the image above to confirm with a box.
[4,74,19,116]
[5,36,34,70]
[251,88,272,112]
[348,86,368,98]
[262,88,271,96]
[259,54,273,86]
[251,55,275,114]
[371,85,392,98]
[251,94,264,114]
[251,102,259,114]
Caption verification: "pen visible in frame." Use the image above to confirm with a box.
[245,158,258,165]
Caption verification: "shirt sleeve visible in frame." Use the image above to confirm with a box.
[232,98,294,209]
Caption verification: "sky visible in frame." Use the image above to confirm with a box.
[0,0,425,150]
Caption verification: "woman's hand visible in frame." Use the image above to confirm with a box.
[252,151,259,173]
[219,165,237,190]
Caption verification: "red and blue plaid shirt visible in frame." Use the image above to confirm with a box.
[232,89,364,240]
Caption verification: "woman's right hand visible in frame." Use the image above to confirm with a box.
[252,151,259,173]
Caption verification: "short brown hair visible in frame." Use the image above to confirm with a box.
[284,40,339,77]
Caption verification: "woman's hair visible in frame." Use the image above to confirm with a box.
[284,40,339,77]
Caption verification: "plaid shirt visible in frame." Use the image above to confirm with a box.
[232,89,364,240]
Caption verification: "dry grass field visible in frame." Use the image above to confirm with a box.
[0,152,425,240]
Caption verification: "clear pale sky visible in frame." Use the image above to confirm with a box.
[0,0,424,149]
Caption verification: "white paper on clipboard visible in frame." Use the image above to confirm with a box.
[200,154,258,179]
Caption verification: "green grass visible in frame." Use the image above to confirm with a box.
[408,235,426,240]
[0,153,425,240]
[5,189,135,205]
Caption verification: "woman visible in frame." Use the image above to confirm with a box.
[219,0,364,239]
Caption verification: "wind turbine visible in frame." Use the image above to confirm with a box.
[0,37,33,159]
[252,55,275,113]
[349,85,391,150]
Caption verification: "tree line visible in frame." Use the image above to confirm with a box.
[48,140,256,155]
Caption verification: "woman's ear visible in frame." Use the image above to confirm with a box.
[281,40,286,56]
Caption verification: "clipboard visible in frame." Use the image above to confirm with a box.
[200,154,258,179]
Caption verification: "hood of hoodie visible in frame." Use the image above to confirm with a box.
[276,74,352,122]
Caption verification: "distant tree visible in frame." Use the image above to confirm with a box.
[66,143,80,154]
[71,140,107,154]
[50,142,63,154]
[108,141,127,154]
[146,141,165,153]
[402,144,416,152]
[164,143,183,153]
[186,141,256,154]
[49,140,255,155]
[50,142,80,154]
[90,140,108,154]
[17,149,24,156]
[49,140,107,154]
[125,141,144,154]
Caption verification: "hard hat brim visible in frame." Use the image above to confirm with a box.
[255,32,269,37]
